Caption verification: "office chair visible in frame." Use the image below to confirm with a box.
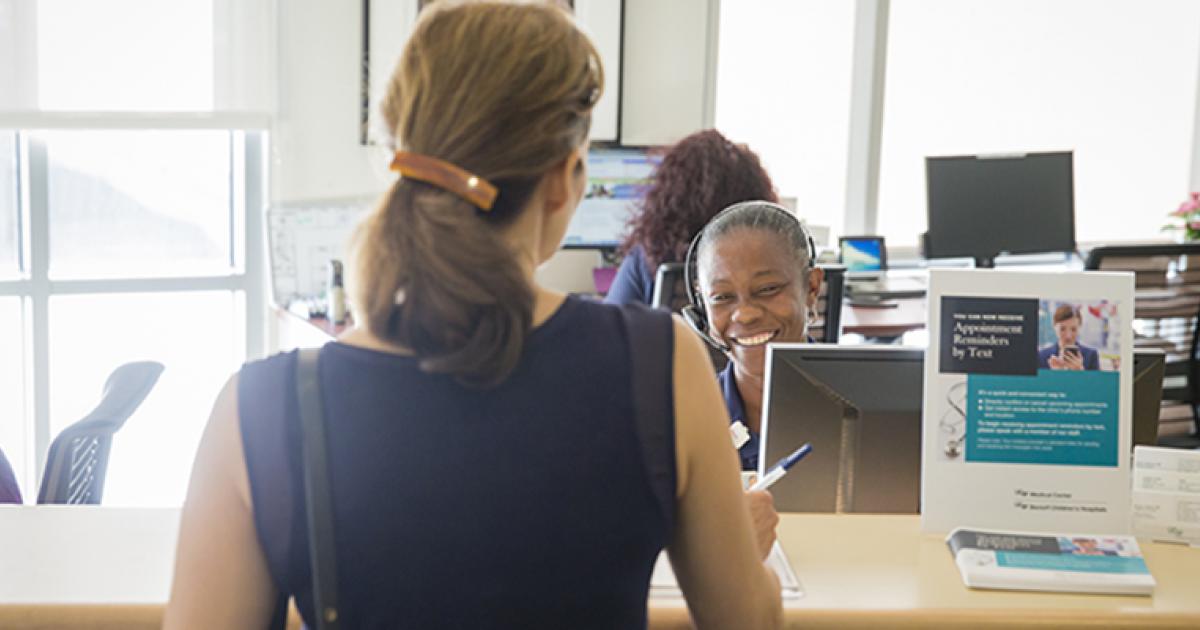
[652,262,727,370]
[812,263,846,344]
[37,361,164,505]
[1086,243,1200,448]
[0,446,21,504]
[650,262,688,313]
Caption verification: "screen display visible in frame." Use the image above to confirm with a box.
[925,151,1075,264]
[840,237,884,272]
[561,148,659,249]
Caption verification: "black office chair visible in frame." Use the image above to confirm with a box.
[1086,243,1200,448]
[651,262,845,344]
[0,446,22,504]
[650,262,689,313]
[811,263,846,344]
[37,361,164,505]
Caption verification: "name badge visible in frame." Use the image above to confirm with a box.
[729,421,751,449]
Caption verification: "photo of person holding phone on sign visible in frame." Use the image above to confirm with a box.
[1038,304,1100,371]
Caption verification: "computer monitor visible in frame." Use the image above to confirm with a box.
[839,236,887,273]
[760,345,1165,515]
[1132,348,1166,448]
[561,146,660,250]
[924,151,1075,268]
[761,345,924,514]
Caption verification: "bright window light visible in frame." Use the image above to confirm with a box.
[0,132,16,277]
[0,298,28,499]
[44,130,233,279]
[48,291,243,507]
[879,0,1200,246]
[716,0,856,239]
[35,0,214,111]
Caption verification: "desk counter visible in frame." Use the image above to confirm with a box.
[653,514,1200,629]
[2,507,1198,629]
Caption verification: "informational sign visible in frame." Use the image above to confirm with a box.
[922,269,1134,534]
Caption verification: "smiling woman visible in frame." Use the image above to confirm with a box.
[691,201,822,470]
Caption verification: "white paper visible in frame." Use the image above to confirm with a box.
[650,543,803,600]
[1132,446,1200,545]
[921,269,1135,534]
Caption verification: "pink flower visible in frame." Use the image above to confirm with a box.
[1167,194,1200,222]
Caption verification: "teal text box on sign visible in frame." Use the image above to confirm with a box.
[995,551,1149,574]
[966,370,1119,466]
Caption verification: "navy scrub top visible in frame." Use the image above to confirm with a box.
[604,245,656,307]
[717,361,760,471]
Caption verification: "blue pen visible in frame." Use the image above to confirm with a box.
[748,443,812,492]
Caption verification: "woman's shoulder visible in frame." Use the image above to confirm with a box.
[238,350,298,394]
[565,294,670,329]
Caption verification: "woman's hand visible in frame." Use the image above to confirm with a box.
[745,489,780,560]
[1048,352,1084,370]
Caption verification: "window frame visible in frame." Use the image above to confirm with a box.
[0,116,267,496]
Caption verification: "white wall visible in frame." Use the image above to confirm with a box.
[270,0,720,294]
[272,0,392,203]
[621,0,720,146]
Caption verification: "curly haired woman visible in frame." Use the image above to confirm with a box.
[604,129,778,306]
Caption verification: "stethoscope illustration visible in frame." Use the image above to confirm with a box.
[940,381,967,459]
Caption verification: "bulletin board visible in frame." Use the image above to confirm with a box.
[266,198,375,305]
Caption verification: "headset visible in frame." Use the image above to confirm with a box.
[680,200,818,354]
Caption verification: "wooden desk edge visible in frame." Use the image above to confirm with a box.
[0,604,305,630]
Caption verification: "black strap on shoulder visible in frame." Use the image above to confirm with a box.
[619,306,677,538]
[295,348,342,630]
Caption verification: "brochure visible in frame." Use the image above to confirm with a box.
[1132,445,1200,546]
[946,527,1155,595]
[922,269,1135,534]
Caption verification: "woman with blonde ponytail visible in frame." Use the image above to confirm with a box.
[166,2,782,628]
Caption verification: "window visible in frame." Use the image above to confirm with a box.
[0,130,264,506]
[49,292,242,507]
[715,0,856,238]
[44,130,234,278]
[0,0,270,506]
[0,0,273,115]
[0,132,16,276]
[878,0,1200,247]
[0,298,27,490]
[35,0,214,111]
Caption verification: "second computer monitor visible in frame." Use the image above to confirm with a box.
[561,146,660,250]
[839,236,887,273]
[925,151,1075,268]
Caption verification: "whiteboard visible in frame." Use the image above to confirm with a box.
[267,198,375,306]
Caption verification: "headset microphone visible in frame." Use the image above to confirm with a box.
[682,304,731,354]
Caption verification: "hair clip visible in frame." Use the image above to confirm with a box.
[390,151,498,211]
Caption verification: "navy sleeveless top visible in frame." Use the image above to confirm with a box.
[239,297,676,629]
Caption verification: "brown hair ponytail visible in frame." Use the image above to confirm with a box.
[351,2,602,387]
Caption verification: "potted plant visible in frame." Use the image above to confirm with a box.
[1165,192,1200,241]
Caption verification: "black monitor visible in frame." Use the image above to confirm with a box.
[561,146,660,250]
[924,151,1075,268]
[760,345,1165,515]
[761,345,924,514]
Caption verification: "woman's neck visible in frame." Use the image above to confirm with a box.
[339,282,563,354]
[734,363,766,434]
